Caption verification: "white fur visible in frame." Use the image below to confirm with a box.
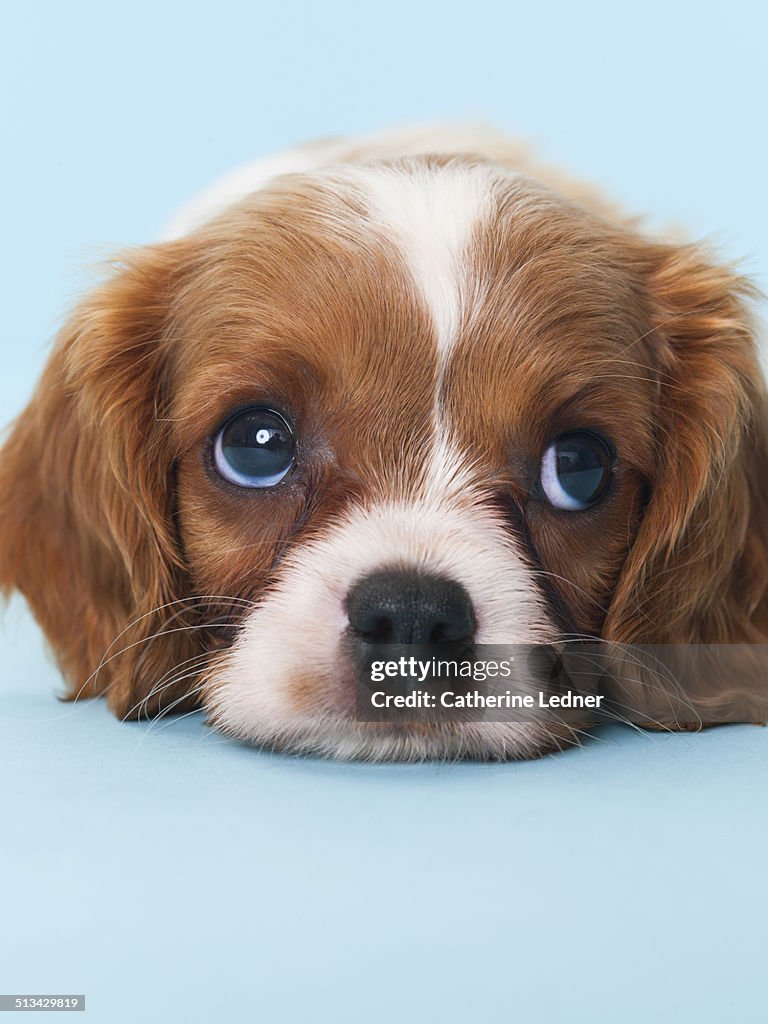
[161,123,519,241]
[164,127,502,369]
[170,127,578,759]
[346,162,497,358]
[206,444,559,760]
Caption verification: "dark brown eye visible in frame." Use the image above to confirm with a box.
[540,431,613,510]
[213,407,295,488]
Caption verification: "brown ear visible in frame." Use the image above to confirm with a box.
[0,242,203,719]
[603,241,768,726]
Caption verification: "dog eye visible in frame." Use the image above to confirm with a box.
[539,431,613,510]
[213,407,296,488]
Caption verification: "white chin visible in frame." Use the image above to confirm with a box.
[204,712,577,763]
[203,496,563,761]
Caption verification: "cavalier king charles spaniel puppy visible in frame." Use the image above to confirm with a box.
[1,126,767,760]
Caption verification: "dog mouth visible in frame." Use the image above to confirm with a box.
[201,637,604,761]
[194,495,589,761]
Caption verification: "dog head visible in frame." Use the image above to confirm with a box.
[2,152,767,758]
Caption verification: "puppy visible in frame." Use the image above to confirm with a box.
[2,125,767,760]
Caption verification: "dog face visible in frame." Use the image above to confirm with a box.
[2,152,767,759]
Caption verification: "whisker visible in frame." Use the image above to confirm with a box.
[123,650,224,722]
[73,594,256,701]
[147,701,209,736]
[554,635,702,730]
[528,570,610,616]
[147,677,211,726]
[80,620,238,702]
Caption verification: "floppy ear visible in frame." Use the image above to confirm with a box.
[603,241,768,726]
[0,242,204,719]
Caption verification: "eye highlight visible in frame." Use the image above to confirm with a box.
[539,431,614,511]
[213,407,296,488]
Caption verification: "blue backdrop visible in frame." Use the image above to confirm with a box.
[2,2,766,1022]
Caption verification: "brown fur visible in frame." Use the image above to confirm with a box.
[1,154,766,741]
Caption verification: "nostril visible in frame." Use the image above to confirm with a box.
[346,569,476,647]
[357,615,395,644]
[429,617,472,644]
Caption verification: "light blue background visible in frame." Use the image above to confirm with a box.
[2,2,766,1022]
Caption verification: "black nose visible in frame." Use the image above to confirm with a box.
[346,570,476,646]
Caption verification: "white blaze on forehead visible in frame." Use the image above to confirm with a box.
[346,162,498,357]
[161,123,517,241]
